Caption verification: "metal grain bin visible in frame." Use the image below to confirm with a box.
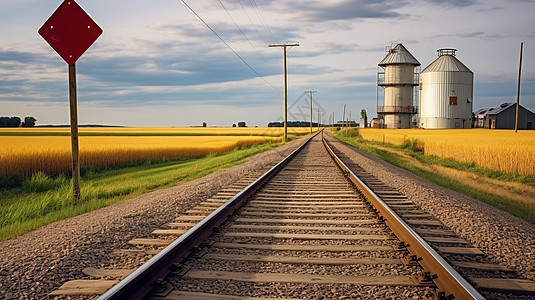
[377,44,420,129]
[418,48,473,129]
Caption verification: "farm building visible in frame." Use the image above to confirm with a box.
[418,48,473,129]
[370,118,384,128]
[334,120,358,127]
[474,103,535,129]
[377,43,420,129]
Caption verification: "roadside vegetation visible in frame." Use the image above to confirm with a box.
[332,128,535,224]
[0,127,313,241]
[0,142,280,241]
[0,126,312,179]
[0,135,281,178]
[358,128,535,177]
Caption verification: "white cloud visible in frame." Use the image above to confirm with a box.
[0,0,534,126]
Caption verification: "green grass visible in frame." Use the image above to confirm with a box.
[0,143,280,241]
[335,128,535,187]
[332,129,535,224]
[24,172,68,193]
[408,151,535,187]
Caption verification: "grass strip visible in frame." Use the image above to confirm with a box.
[408,151,535,186]
[333,129,535,224]
[0,143,279,241]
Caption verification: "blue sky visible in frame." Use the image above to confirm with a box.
[1,0,534,127]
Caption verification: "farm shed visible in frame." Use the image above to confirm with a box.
[370,118,384,128]
[474,103,535,129]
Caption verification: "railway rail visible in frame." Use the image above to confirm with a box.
[50,131,535,299]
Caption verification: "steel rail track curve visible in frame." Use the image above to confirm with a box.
[97,130,484,300]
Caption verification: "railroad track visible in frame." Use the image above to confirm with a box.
[50,132,535,299]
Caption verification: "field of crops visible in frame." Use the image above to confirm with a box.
[358,129,535,176]
[1,127,310,178]
[0,127,310,136]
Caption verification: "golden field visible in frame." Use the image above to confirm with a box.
[0,126,311,136]
[0,127,308,178]
[358,129,535,176]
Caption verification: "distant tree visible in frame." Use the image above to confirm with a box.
[202,122,207,127]
[232,124,236,127]
[237,121,246,127]
[0,116,21,127]
[360,109,368,127]
[22,116,36,127]
[268,121,283,127]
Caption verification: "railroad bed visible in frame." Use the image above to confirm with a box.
[50,133,535,299]
[162,136,435,299]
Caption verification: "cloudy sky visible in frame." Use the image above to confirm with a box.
[1,0,534,127]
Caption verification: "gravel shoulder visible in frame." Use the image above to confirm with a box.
[0,136,308,300]
[324,133,535,282]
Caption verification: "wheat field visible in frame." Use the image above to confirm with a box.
[358,129,535,176]
[0,128,294,178]
[0,127,311,136]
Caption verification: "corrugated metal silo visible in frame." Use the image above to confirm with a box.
[377,44,420,129]
[418,48,473,129]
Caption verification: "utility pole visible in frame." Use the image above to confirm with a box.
[316,108,321,131]
[331,112,334,127]
[269,43,300,142]
[342,104,346,129]
[332,112,335,127]
[515,42,523,133]
[305,90,316,134]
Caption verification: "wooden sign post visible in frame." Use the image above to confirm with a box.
[39,0,102,200]
[69,64,81,199]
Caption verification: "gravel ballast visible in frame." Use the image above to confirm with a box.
[0,137,308,300]
[324,134,535,282]
[167,137,434,299]
[2,133,534,299]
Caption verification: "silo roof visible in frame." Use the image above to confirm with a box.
[422,54,473,73]
[378,44,420,66]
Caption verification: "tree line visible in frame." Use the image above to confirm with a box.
[0,116,36,127]
[268,121,318,127]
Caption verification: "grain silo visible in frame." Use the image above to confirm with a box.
[377,44,420,129]
[418,48,473,129]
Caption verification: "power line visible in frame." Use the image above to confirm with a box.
[180,0,281,92]
[249,0,278,44]
[236,0,270,46]
[217,0,278,74]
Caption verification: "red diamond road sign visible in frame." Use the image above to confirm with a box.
[39,0,102,65]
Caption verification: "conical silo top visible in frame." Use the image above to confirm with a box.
[378,44,420,66]
[421,48,473,73]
